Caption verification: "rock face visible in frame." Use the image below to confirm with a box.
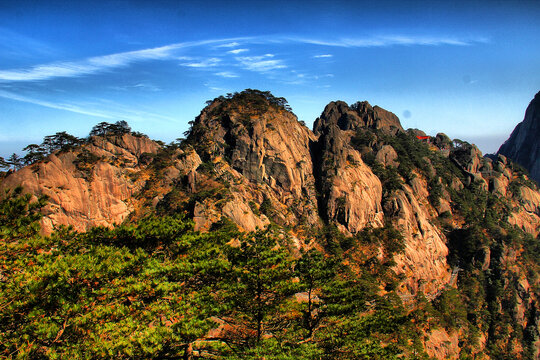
[2,92,538,297]
[313,100,403,134]
[388,181,451,296]
[498,91,540,183]
[190,95,318,201]
[313,102,385,233]
[0,133,160,233]
[187,92,320,228]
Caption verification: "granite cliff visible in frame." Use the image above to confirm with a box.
[1,133,160,233]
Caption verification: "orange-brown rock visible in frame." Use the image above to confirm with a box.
[313,101,385,233]
[188,92,320,227]
[1,133,160,233]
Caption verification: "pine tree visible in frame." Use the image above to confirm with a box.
[223,230,297,347]
[7,153,23,170]
[295,248,334,338]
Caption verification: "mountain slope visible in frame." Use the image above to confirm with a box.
[1,89,539,359]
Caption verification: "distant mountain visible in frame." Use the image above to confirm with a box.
[498,91,540,183]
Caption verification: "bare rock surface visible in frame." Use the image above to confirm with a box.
[1,92,539,331]
[313,101,385,233]
[188,93,320,228]
[387,184,451,296]
[1,133,160,233]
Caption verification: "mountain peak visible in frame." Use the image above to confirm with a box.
[314,99,403,135]
[497,90,540,182]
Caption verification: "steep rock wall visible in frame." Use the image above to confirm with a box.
[313,101,385,233]
[1,134,159,233]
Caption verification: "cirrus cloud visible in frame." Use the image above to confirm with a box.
[235,54,286,72]
[0,34,487,83]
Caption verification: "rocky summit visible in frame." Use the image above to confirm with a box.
[498,91,540,183]
[1,89,539,359]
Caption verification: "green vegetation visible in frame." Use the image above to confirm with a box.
[206,89,293,114]
[443,179,540,359]
[349,124,540,359]
[1,189,433,359]
[89,120,131,137]
[0,186,47,238]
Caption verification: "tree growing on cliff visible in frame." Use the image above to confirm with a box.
[89,121,131,137]
[7,153,23,170]
[295,248,334,338]
[22,144,46,165]
[42,132,82,153]
[0,156,8,170]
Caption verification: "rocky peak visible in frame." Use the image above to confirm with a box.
[187,90,317,198]
[353,101,404,133]
[313,101,361,132]
[498,90,540,183]
[314,100,403,135]
[312,102,385,233]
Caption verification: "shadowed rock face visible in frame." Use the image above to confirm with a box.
[498,91,540,183]
[312,101,385,233]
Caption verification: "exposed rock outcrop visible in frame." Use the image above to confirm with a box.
[1,133,160,233]
[313,102,385,233]
[388,181,450,296]
[313,100,403,134]
[186,92,320,228]
[498,91,540,183]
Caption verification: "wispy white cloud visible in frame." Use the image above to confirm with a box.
[0,89,174,123]
[0,37,249,82]
[235,54,286,72]
[313,54,333,58]
[283,71,330,85]
[0,34,486,83]
[110,83,161,92]
[227,48,249,54]
[0,89,115,118]
[215,71,239,78]
[293,35,487,48]
[216,42,241,48]
[181,57,221,68]
[0,27,56,59]
[0,43,186,82]
[133,83,161,91]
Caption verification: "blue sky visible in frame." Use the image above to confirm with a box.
[1,0,539,157]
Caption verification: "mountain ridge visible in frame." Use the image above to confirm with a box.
[1,89,539,358]
[498,91,540,183]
